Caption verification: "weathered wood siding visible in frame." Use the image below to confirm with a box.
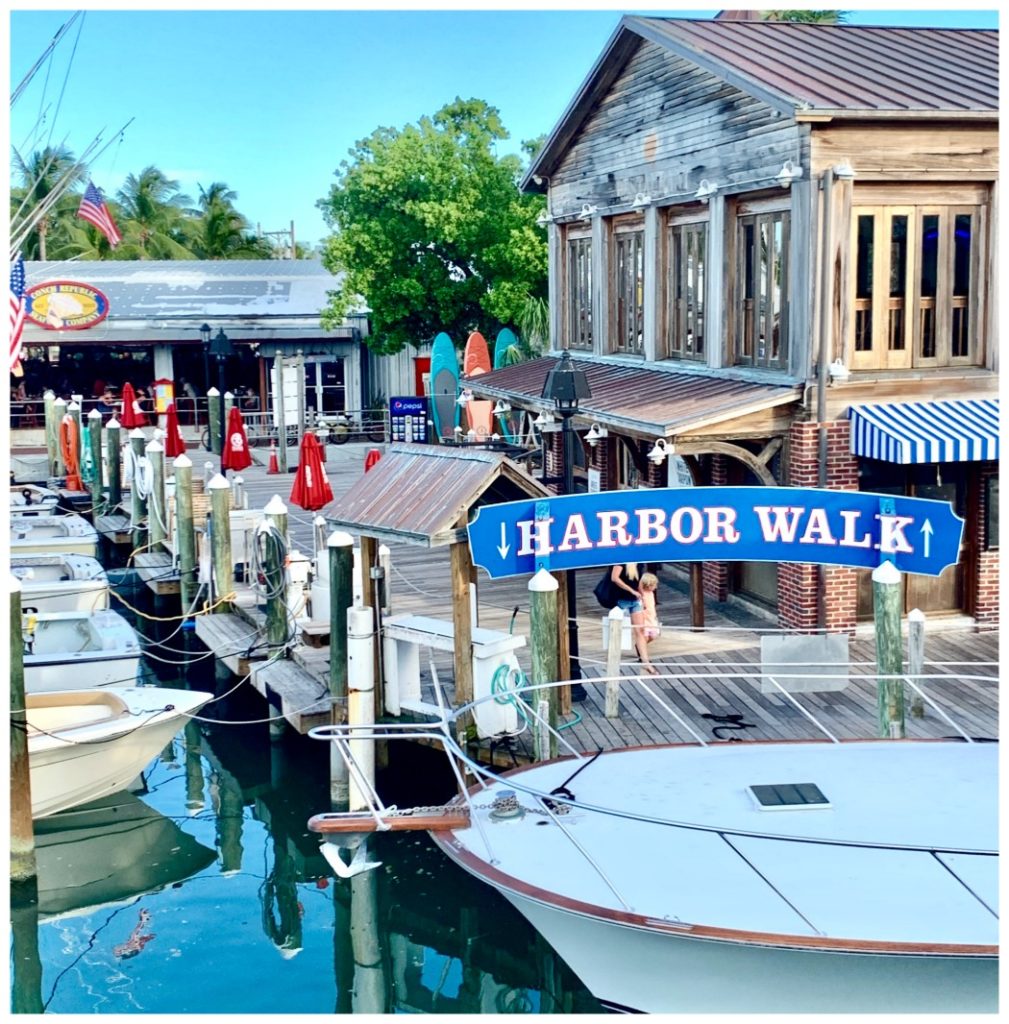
[550,40,804,211]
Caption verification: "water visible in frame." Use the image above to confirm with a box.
[12,569,600,1014]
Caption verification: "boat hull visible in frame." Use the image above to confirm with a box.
[500,891,998,1013]
[25,652,140,692]
[12,554,110,613]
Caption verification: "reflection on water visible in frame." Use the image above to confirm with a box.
[13,571,599,1014]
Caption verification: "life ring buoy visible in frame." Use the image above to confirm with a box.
[59,415,84,491]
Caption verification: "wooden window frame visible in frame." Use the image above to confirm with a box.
[563,227,593,352]
[664,212,708,362]
[610,216,645,356]
[733,208,790,370]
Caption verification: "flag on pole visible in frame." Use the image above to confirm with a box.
[9,252,27,374]
[78,179,122,248]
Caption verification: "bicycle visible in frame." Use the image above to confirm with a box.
[318,412,387,445]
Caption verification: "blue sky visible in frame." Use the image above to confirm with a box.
[9,5,999,250]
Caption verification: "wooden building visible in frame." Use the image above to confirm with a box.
[468,16,998,631]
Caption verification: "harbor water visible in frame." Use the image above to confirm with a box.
[11,569,600,1014]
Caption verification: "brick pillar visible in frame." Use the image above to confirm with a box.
[703,453,730,602]
[589,434,612,491]
[544,429,564,495]
[644,447,666,488]
[779,420,860,633]
[973,463,999,627]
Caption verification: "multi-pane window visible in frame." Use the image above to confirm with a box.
[734,209,789,369]
[612,223,644,355]
[850,196,983,369]
[565,233,593,351]
[666,220,706,360]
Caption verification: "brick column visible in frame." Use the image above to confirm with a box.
[779,420,860,633]
[973,463,999,627]
[589,434,613,491]
[543,430,564,495]
[703,453,730,602]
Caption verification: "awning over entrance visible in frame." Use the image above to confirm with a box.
[848,399,999,464]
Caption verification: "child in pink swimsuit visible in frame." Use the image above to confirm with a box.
[639,573,661,643]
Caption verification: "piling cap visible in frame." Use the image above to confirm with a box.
[224,390,234,399]
[327,530,354,548]
[207,473,231,491]
[67,401,80,411]
[872,560,902,585]
[206,386,221,397]
[129,428,145,439]
[173,453,192,468]
[10,574,21,595]
[528,567,559,592]
[107,417,121,429]
[146,439,164,453]
[264,495,288,515]
[87,408,102,419]
[43,389,55,400]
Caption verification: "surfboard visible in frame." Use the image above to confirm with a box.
[462,331,494,439]
[430,332,460,441]
[493,328,521,439]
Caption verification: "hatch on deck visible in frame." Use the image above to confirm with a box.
[748,782,831,810]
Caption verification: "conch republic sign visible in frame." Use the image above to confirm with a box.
[467,487,964,580]
[25,281,110,331]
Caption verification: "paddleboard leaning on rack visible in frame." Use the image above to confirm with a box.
[430,331,460,441]
[462,331,494,439]
[493,327,521,439]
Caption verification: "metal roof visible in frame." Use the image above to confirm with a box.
[466,356,800,438]
[631,17,998,114]
[324,443,550,548]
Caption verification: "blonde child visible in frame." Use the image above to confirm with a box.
[639,572,661,644]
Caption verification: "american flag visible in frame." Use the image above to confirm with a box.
[78,179,122,248]
[9,253,27,374]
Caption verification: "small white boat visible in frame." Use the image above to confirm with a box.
[11,554,110,613]
[10,484,60,515]
[10,513,99,557]
[26,686,213,819]
[23,608,141,692]
[11,452,49,484]
[33,791,217,918]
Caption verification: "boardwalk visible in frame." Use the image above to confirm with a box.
[221,441,999,761]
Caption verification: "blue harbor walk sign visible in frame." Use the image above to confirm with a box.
[467,487,963,580]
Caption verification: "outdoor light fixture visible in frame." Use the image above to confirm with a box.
[694,179,719,202]
[585,422,608,447]
[828,358,851,383]
[456,388,473,406]
[648,438,674,465]
[579,203,598,220]
[493,400,511,416]
[833,160,856,180]
[202,325,236,458]
[533,410,555,429]
[776,160,803,188]
[631,192,651,208]
[536,210,552,227]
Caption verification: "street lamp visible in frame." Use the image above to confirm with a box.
[207,327,235,457]
[541,349,591,698]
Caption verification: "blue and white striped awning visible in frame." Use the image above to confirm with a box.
[848,399,999,464]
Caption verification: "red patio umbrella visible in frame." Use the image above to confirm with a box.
[289,431,334,511]
[119,382,147,428]
[163,401,186,457]
[221,405,253,472]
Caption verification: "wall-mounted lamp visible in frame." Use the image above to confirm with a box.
[828,358,851,383]
[536,210,552,227]
[833,160,856,181]
[579,203,598,220]
[456,388,473,406]
[533,410,555,429]
[493,400,511,416]
[631,192,651,208]
[648,438,675,465]
[776,160,803,188]
[694,179,719,202]
[585,423,609,447]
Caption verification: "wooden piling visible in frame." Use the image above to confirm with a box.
[86,409,103,504]
[529,568,559,760]
[872,560,905,738]
[208,474,234,614]
[908,607,926,718]
[147,438,167,548]
[263,495,290,648]
[207,387,222,455]
[129,429,148,549]
[52,396,67,476]
[43,390,57,477]
[174,454,199,612]
[347,604,376,812]
[106,417,122,508]
[328,531,355,810]
[605,607,624,718]
[10,577,36,885]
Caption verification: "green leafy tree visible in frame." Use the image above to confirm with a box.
[760,10,847,23]
[317,97,547,354]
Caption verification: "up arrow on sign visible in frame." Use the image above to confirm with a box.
[467,486,964,581]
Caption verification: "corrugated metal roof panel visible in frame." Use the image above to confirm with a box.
[634,18,998,113]
[468,357,799,437]
[325,444,550,547]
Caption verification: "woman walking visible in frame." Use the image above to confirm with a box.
[608,562,658,675]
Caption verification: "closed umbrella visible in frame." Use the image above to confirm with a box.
[221,405,253,472]
[163,402,186,457]
[289,432,334,511]
[119,382,146,428]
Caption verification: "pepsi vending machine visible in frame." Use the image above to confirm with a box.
[389,396,429,443]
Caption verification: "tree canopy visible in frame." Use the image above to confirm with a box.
[317,97,547,355]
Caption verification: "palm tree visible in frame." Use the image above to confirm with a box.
[760,11,847,23]
[187,181,272,259]
[11,146,86,260]
[114,166,194,259]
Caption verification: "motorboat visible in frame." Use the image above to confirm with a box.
[10,513,99,557]
[22,608,141,692]
[11,554,110,613]
[308,676,998,1014]
[33,791,217,918]
[10,483,60,515]
[10,452,49,484]
[26,686,213,819]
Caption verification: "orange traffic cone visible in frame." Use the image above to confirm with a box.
[267,443,279,474]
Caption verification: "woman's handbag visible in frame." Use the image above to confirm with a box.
[593,571,618,609]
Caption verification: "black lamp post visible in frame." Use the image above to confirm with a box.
[541,349,591,698]
[207,327,235,457]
